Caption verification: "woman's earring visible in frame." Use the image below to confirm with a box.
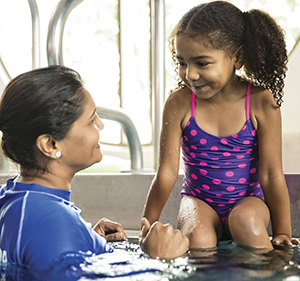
[55,151,61,158]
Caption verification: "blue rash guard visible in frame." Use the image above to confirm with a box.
[0,177,112,271]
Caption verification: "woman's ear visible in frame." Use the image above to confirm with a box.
[36,134,58,159]
[234,46,244,70]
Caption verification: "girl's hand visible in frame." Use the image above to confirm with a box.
[93,217,127,242]
[140,217,189,259]
[272,234,300,248]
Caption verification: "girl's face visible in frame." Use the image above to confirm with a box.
[174,34,239,99]
[57,88,104,173]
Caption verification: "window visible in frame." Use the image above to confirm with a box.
[0,0,299,173]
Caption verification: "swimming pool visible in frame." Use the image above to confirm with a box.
[1,238,300,280]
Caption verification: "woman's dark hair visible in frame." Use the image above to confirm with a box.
[168,1,287,106]
[0,65,85,174]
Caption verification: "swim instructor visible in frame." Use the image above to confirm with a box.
[0,66,189,271]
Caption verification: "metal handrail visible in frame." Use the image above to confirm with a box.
[47,0,84,66]
[151,0,165,170]
[96,107,143,172]
[27,0,41,69]
[46,0,143,171]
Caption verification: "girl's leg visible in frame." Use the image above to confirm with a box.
[225,197,272,248]
[177,196,223,249]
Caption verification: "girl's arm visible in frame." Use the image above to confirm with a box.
[142,89,190,225]
[253,89,296,246]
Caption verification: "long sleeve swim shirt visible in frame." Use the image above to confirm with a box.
[0,178,112,271]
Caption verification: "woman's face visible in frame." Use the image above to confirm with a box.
[57,88,104,173]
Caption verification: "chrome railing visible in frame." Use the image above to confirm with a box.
[151,0,165,170]
[27,0,41,69]
[46,0,143,171]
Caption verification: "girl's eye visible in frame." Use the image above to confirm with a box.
[177,61,186,67]
[197,62,209,67]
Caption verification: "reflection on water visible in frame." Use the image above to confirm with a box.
[1,239,300,281]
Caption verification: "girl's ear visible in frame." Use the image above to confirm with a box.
[234,46,244,70]
[36,134,58,159]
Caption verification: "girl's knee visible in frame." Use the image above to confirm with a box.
[186,225,218,249]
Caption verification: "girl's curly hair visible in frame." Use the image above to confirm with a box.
[168,1,287,106]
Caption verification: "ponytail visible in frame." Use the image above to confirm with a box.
[243,10,287,106]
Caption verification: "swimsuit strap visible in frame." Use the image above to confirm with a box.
[246,82,251,120]
[191,92,195,117]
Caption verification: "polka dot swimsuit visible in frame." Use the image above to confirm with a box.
[181,83,263,222]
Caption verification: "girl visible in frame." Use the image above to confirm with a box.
[142,1,299,249]
[0,65,188,270]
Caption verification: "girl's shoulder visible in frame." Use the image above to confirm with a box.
[250,84,278,110]
[165,86,192,110]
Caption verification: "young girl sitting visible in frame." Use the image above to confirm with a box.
[142,1,299,249]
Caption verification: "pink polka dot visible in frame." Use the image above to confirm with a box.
[225,171,234,177]
[239,190,246,196]
[246,149,252,154]
[191,129,197,136]
[237,155,244,159]
[249,192,254,196]
[223,152,231,157]
[211,166,220,169]
[238,164,246,168]
[225,162,232,165]
[186,121,190,126]
[185,164,188,169]
[185,156,189,161]
[202,184,210,190]
[188,162,195,166]
[227,186,235,192]
[206,198,213,203]
[228,199,235,203]
[252,130,256,136]
[239,178,246,183]
[216,194,223,197]
[191,191,195,196]
[201,152,208,156]
[191,145,197,150]
[183,136,188,141]
[219,204,226,207]
[243,140,250,145]
[221,138,228,145]
[184,147,189,151]
[242,125,247,130]
[188,178,191,183]
[190,152,196,158]
[257,183,261,188]
[182,194,187,198]
[191,174,197,180]
[249,182,255,186]
[200,169,208,175]
[250,158,255,161]
[195,189,201,193]
[211,157,219,161]
[233,147,240,151]
[232,134,238,138]
[200,138,207,145]
[250,168,256,174]
[211,146,218,151]
[200,161,207,166]
[213,179,221,185]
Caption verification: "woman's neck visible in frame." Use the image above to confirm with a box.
[18,169,73,191]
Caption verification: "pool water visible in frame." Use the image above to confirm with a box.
[1,239,300,281]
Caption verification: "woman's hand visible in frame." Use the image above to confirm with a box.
[272,234,300,248]
[93,217,127,242]
[140,217,189,259]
